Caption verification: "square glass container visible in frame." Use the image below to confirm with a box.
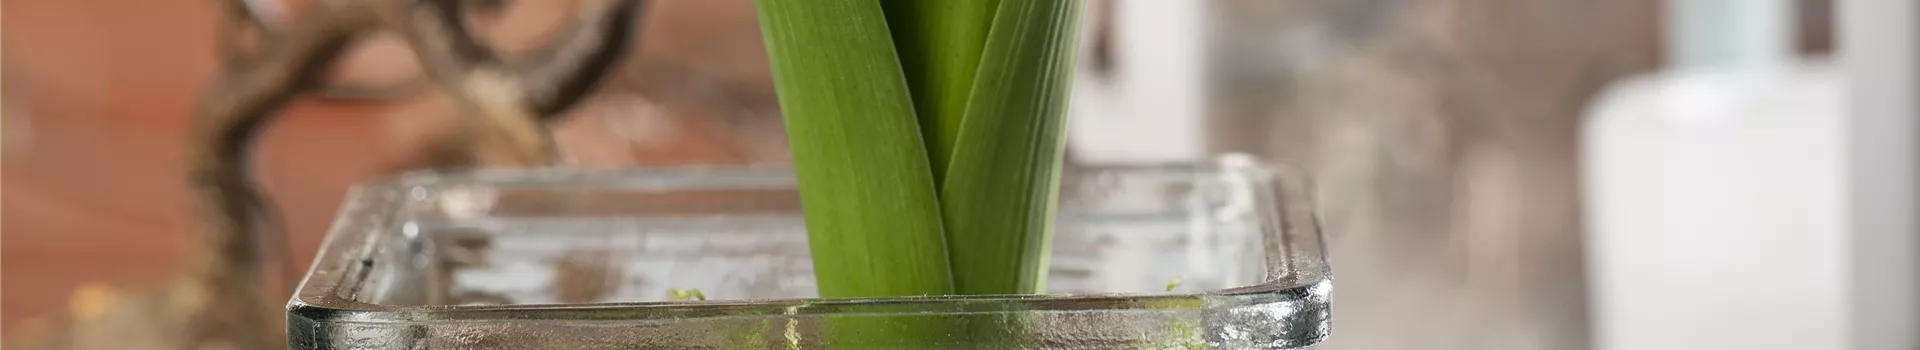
[288,154,1332,349]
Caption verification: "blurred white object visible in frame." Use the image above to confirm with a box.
[1585,59,1845,350]
[1583,0,1917,349]
[1065,0,1206,163]
[1836,0,1919,346]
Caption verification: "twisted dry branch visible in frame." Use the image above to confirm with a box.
[186,0,641,347]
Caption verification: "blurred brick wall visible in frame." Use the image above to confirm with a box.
[0,0,782,334]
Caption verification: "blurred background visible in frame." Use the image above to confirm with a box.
[1,0,1913,349]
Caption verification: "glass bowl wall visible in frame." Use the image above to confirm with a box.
[288,155,1332,349]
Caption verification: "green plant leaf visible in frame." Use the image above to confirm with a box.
[752,0,953,299]
[940,0,1086,295]
[881,0,1001,182]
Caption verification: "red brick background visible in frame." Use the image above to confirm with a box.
[0,0,784,334]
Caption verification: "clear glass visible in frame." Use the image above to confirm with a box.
[288,154,1332,349]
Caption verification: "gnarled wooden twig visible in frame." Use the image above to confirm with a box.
[220,0,434,101]
[182,0,642,348]
[188,2,372,347]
